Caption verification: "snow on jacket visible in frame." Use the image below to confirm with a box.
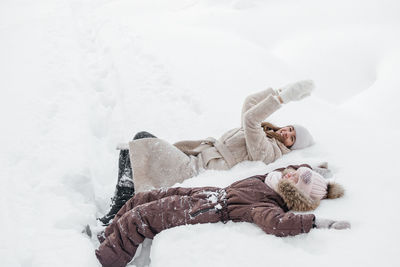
[129,88,290,192]
[96,167,315,267]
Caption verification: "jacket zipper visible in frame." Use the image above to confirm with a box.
[190,207,215,217]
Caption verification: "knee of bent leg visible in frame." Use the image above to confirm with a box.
[96,235,128,267]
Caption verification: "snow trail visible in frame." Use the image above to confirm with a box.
[1,0,400,266]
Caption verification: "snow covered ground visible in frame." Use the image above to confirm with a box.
[1,0,400,266]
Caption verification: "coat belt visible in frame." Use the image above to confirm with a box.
[213,140,237,169]
[201,138,237,169]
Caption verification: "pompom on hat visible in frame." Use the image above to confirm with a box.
[295,167,345,202]
[290,124,314,150]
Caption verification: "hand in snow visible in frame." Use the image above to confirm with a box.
[278,80,315,104]
[312,166,333,178]
[314,218,351,230]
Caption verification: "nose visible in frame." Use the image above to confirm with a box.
[285,131,293,139]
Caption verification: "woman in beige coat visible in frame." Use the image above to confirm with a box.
[98,80,315,225]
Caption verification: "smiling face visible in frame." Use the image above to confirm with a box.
[276,126,296,148]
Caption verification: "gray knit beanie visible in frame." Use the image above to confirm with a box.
[291,124,314,150]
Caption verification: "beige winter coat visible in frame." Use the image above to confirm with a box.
[129,88,290,192]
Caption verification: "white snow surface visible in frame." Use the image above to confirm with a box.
[1,0,400,266]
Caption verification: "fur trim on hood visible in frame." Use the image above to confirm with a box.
[276,179,345,211]
[277,179,320,211]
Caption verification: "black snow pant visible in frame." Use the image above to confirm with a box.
[98,131,157,226]
[117,131,157,187]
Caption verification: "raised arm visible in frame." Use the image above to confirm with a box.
[243,94,282,163]
[241,80,314,127]
[241,88,277,127]
[251,205,315,237]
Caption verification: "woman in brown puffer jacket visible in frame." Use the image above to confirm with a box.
[95,165,350,267]
[99,80,316,225]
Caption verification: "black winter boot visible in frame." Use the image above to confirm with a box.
[98,184,134,225]
[98,150,134,226]
[98,131,157,226]
[117,149,133,187]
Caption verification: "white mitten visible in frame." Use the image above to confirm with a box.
[278,80,315,103]
[312,167,333,179]
[310,162,332,178]
[314,218,351,230]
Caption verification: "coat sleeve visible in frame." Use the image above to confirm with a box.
[173,140,204,155]
[241,88,276,127]
[243,94,282,163]
[251,205,315,237]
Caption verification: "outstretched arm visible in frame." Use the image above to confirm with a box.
[251,205,315,237]
[241,80,314,123]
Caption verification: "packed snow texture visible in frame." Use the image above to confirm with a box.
[1,0,400,266]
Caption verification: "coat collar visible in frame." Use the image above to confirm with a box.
[274,139,291,154]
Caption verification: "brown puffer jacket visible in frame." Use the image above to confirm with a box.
[96,166,315,267]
